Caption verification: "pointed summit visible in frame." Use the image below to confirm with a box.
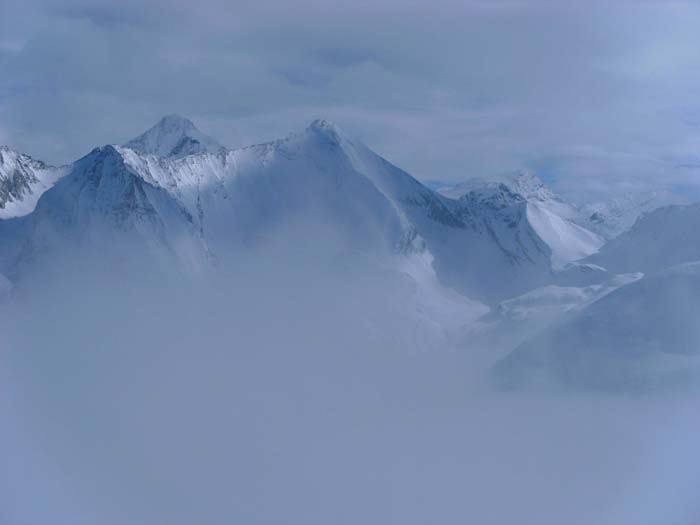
[124,114,226,159]
[1,146,67,219]
[308,118,341,133]
[159,114,195,127]
[306,119,346,145]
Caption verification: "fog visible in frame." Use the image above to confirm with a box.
[1,231,699,525]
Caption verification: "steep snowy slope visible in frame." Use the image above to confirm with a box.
[0,146,67,219]
[248,121,554,302]
[584,203,700,274]
[496,261,700,391]
[9,145,209,274]
[283,123,561,301]
[525,203,603,269]
[439,172,603,269]
[123,114,226,158]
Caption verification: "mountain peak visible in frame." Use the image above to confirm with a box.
[437,170,554,203]
[1,146,66,219]
[124,114,226,159]
[157,114,196,128]
[306,119,345,144]
[508,170,555,201]
[308,118,339,131]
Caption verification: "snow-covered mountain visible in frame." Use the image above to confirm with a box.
[123,114,227,158]
[11,144,209,272]
[438,171,581,222]
[0,146,67,219]
[584,203,700,275]
[438,172,604,269]
[496,261,700,391]
[13,116,693,309]
[487,272,641,324]
[461,271,642,359]
[1,118,566,303]
[581,189,688,240]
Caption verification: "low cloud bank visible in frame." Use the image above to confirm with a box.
[2,241,700,524]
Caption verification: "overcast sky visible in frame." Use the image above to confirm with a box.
[2,0,700,201]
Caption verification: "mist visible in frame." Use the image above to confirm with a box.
[2,230,700,525]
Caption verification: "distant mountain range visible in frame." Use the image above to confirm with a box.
[3,115,699,390]
[0,116,583,302]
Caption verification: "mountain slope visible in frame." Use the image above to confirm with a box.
[463,272,642,360]
[496,261,700,391]
[525,202,603,269]
[9,145,208,274]
[123,114,226,158]
[0,146,67,219]
[581,189,688,240]
[438,172,603,270]
[438,171,580,221]
[584,203,700,274]
[229,121,554,302]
